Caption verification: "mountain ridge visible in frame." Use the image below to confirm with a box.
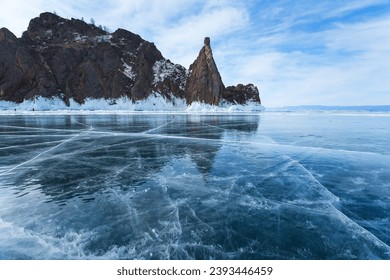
[0,12,261,109]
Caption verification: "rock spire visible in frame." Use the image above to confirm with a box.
[184,37,225,105]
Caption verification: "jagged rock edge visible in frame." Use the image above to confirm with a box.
[0,12,262,110]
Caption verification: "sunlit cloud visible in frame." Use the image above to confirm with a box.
[154,6,249,67]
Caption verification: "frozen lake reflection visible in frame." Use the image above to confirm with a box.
[1,113,390,259]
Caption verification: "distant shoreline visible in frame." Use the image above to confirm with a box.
[266,105,390,113]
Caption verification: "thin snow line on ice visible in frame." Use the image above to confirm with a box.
[198,120,228,132]
[141,115,177,134]
[1,134,76,139]
[26,137,158,160]
[78,129,389,157]
[272,153,390,254]
[0,130,90,177]
[0,124,82,133]
[0,140,69,151]
[71,117,93,129]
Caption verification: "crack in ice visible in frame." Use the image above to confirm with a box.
[0,121,93,176]
[141,115,177,134]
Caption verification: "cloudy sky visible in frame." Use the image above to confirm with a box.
[1,0,389,107]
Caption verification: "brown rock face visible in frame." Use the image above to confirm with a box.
[185,37,225,105]
[1,13,261,107]
[0,27,59,102]
[0,12,184,104]
[223,84,261,104]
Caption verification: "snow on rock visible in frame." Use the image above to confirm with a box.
[93,34,112,43]
[73,33,112,44]
[73,33,88,42]
[153,59,186,89]
[121,62,136,80]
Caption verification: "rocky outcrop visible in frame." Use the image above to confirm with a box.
[185,37,225,105]
[0,27,59,102]
[1,12,184,105]
[223,84,261,104]
[1,12,260,107]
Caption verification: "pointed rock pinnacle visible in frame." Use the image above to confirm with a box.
[184,37,225,105]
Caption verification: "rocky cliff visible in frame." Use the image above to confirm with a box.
[0,12,260,108]
[185,37,225,105]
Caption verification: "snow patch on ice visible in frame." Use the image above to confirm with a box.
[187,101,264,112]
[0,95,185,113]
[0,218,95,259]
[0,94,264,114]
[0,97,71,111]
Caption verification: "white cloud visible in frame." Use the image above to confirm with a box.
[324,0,388,18]
[218,9,390,107]
[99,0,199,35]
[0,0,43,36]
[0,0,103,35]
[154,6,249,67]
[325,17,390,52]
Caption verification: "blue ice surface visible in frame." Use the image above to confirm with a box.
[0,111,389,259]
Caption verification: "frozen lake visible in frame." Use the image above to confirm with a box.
[1,112,390,259]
